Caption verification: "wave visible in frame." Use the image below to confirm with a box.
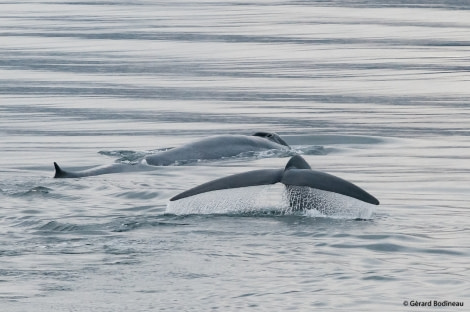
[0,182,54,198]
[34,216,188,235]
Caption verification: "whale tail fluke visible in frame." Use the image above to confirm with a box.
[170,155,379,206]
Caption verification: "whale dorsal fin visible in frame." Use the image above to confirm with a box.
[53,162,78,178]
[284,155,311,170]
[53,162,66,178]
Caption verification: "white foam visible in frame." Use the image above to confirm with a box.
[288,187,376,219]
[166,185,286,215]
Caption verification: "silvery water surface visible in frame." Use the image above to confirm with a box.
[1,0,469,311]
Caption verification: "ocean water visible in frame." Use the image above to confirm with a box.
[1,0,469,311]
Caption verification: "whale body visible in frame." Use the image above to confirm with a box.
[170,155,379,206]
[53,132,290,178]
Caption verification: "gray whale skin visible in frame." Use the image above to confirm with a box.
[53,132,289,178]
[170,155,379,206]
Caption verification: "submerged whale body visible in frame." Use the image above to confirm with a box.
[170,155,379,206]
[53,132,290,178]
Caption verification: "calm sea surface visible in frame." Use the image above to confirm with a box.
[1,1,469,311]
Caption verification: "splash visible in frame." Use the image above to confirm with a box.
[289,145,328,156]
[166,185,286,215]
[285,186,376,219]
[98,150,149,164]
[166,184,376,219]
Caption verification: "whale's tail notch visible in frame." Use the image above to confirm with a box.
[284,154,311,170]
